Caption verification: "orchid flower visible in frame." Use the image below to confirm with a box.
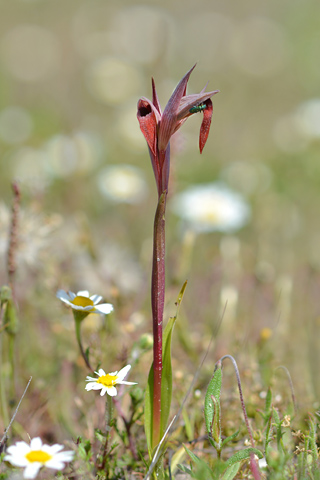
[137,65,219,196]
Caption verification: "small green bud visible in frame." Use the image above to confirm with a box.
[138,333,153,350]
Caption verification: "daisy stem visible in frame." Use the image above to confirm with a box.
[101,394,113,475]
[74,317,93,371]
[151,191,167,448]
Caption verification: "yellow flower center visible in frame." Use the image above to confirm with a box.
[201,211,219,223]
[72,296,94,308]
[25,450,52,463]
[97,374,118,387]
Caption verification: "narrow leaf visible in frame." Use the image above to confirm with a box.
[144,363,153,457]
[224,448,263,468]
[160,281,187,437]
[221,462,241,480]
[221,430,239,449]
[170,446,187,474]
[204,362,222,439]
[183,445,213,476]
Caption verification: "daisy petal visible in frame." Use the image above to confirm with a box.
[100,387,108,396]
[30,438,42,450]
[56,290,71,302]
[94,303,114,314]
[24,462,42,479]
[90,295,103,304]
[4,454,29,467]
[85,382,102,391]
[118,381,137,385]
[45,444,64,455]
[76,290,89,297]
[45,460,65,470]
[117,364,131,381]
[106,386,117,396]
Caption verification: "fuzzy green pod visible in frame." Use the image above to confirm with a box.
[204,362,222,448]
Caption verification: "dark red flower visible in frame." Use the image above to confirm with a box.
[137,65,219,196]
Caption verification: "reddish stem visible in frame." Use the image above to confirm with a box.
[151,191,167,447]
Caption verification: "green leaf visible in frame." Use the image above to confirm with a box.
[145,281,187,455]
[177,464,192,475]
[160,316,175,437]
[204,362,222,444]
[221,430,239,449]
[224,448,263,467]
[183,445,213,478]
[265,387,272,413]
[221,462,241,480]
[161,282,187,437]
[182,407,193,441]
[144,361,153,456]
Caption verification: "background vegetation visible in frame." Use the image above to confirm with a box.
[0,0,320,478]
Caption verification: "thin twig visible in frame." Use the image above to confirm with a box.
[0,376,32,450]
[220,355,255,447]
[274,365,297,414]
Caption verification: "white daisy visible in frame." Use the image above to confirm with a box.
[56,289,113,315]
[170,183,250,233]
[4,437,74,479]
[85,364,137,397]
[97,164,148,204]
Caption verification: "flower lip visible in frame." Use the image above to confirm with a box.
[4,437,74,479]
[56,289,113,315]
[85,364,137,397]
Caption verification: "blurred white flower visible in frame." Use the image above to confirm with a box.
[4,437,74,479]
[56,289,113,315]
[85,364,137,397]
[86,57,141,105]
[97,165,148,204]
[170,183,250,233]
[295,98,320,140]
[45,131,103,178]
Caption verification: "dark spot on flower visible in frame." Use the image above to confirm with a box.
[138,103,152,117]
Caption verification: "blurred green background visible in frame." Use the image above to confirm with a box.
[1,0,320,442]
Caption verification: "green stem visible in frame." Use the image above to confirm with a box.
[8,335,16,400]
[74,316,92,371]
[100,394,113,476]
[0,335,9,428]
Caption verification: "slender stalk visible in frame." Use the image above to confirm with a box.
[74,317,93,371]
[7,182,20,300]
[100,394,113,476]
[151,191,167,447]
[220,355,255,447]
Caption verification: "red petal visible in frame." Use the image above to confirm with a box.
[152,78,162,115]
[137,98,157,156]
[158,65,196,152]
[199,99,213,153]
